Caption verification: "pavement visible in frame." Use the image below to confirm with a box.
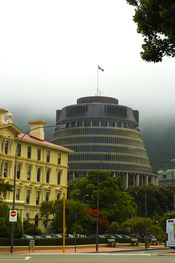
[0,243,167,254]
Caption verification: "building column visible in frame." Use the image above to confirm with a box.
[151,175,154,184]
[125,172,128,189]
[136,173,139,186]
[133,174,136,186]
[140,175,143,185]
[145,174,149,185]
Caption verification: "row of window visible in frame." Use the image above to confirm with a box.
[63,144,145,154]
[55,127,140,139]
[69,163,150,173]
[55,136,143,147]
[16,189,60,206]
[57,120,138,129]
[69,154,149,165]
[1,162,62,184]
[1,141,61,164]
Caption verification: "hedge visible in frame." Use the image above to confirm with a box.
[0,237,108,246]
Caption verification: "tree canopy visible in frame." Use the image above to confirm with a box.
[126,0,175,62]
[0,202,23,238]
[127,185,175,217]
[0,178,13,199]
[40,199,96,235]
[69,171,137,223]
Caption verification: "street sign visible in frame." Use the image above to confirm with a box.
[9,210,17,222]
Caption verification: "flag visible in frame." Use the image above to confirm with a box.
[98,65,104,72]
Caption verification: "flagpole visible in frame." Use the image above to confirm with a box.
[97,66,99,96]
[96,65,104,96]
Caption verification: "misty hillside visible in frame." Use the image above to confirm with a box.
[141,120,175,172]
[13,112,175,172]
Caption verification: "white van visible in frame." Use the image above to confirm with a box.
[166,219,175,249]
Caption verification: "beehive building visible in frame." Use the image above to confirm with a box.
[52,96,158,187]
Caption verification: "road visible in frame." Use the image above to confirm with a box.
[0,249,175,263]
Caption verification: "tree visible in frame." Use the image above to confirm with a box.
[126,0,175,62]
[40,199,96,235]
[0,202,23,238]
[121,216,163,237]
[127,185,175,217]
[69,171,137,223]
[23,221,42,235]
[0,178,13,199]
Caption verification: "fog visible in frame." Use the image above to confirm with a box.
[1,0,175,170]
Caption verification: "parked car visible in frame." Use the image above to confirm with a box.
[148,235,158,245]
[22,234,33,239]
[53,233,62,238]
[113,234,123,240]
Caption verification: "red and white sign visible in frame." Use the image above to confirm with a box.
[9,210,17,222]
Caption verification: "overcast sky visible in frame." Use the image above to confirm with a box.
[1,0,175,127]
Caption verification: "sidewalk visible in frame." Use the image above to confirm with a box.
[0,243,166,254]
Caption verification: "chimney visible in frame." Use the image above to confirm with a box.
[28,120,46,140]
[0,109,8,124]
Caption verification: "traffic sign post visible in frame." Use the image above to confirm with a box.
[9,210,17,222]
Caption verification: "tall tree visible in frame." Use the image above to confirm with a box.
[69,171,137,223]
[127,185,175,217]
[40,199,96,235]
[126,0,175,62]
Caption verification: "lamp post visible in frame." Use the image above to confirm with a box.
[63,191,66,253]
[96,171,100,252]
[10,125,56,254]
[144,173,148,250]
[96,151,113,252]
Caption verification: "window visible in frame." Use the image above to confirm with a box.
[36,191,40,205]
[58,153,61,164]
[4,141,8,154]
[57,193,60,200]
[37,148,41,161]
[101,120,107,127]
[92,120,99,126]
[57,171,61,184]
[25,213,29,221]
[26,190,30,204]
[37,168,41,182]
[16,189,20,200]
[27,166,31,180]
[46,192,49,202]
[84,120,91,127]
[77,121,83,127]
[70,121,76,127]
[16,164,21,179]
[35,214,39,226]
[109,121,115,127]
[3,162,8,177]
[46,170,50,183]
[27,146,31,158]
[46,150,50,162]
[17,143,21,157]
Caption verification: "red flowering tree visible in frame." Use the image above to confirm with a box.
[87,208,109,233]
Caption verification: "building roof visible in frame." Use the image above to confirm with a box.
[18,133,73,153]
[0,122,73,153]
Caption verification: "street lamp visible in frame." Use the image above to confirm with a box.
[96,151,113,252]
[10,125,56,254]
[96,171,100,252]
[144,173,148,250]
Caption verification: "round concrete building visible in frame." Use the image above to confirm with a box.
[52,96,158,187]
